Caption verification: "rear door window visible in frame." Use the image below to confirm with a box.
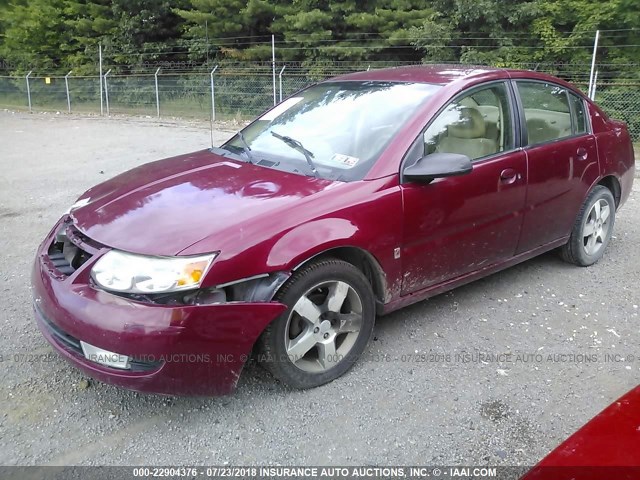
[516,81,572,146]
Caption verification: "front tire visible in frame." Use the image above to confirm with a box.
[257,258,376,389]
[560,185,615,266]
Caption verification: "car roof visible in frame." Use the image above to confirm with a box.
[328,64,576,89]
[329,64,507,85]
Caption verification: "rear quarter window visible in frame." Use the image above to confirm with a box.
[569,93,588,134]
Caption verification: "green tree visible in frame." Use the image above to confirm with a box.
[175,0,246,62]
[1,0,638,78]
[279,0,433,62]
[408,0,640,83]
[409,0,540,66]
[176,0,433,63]
[62,0,117,73]
[107,0,187,72]
[529,0,640,79]
[0,0,186,74]
[0,0,70,73]
[344,0,434,61]
[0,0,10,70]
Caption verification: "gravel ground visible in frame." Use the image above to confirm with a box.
[0,110,638,467]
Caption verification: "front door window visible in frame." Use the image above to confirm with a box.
[422,83,515,161]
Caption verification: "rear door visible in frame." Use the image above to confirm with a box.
[400,81,527,294]
[514,81,600,253]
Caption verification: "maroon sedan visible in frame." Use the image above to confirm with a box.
[32,65,635,395]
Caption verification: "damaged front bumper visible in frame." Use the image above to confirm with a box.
[31,218,287,396]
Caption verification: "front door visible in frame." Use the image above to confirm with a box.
[401,81,527,294]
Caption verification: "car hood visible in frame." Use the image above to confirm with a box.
[70,149,335,256]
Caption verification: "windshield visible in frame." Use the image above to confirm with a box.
[223,81,441,181]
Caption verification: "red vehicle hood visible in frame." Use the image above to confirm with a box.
[70,150,334,256]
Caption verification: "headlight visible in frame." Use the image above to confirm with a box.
[91,250,217,294]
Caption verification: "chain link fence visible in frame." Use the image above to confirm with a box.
[1,61,639,140]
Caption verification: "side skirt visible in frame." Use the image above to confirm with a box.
[381,236,569,316]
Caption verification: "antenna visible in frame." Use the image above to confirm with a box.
[209,65,219,150]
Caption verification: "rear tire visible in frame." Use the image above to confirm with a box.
[257,258,375,389]
[560,185,615,266]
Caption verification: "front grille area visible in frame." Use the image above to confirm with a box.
[37,305,162,373]
[46,221,97,277]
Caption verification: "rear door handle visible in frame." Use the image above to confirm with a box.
[500,168,520,184]
[577,147,588,160]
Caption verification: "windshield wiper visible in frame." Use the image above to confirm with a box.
[271,131,318,177]
[235,130,255,164]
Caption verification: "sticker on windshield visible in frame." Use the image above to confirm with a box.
[260,97,304,121]
[329,153,360,168]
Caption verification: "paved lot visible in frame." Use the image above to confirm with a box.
[0,110,638,467]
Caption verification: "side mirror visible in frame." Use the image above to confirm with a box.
[403,152,473,182]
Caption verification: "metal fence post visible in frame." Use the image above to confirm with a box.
[279,65,286,103]
[272,34,276,106]
[104,69,111,116]
[210,65,219,122]
[154,67,161,117]
[592,70,599,101]
[99,43,104,115]
[25,71,33,112]
[588,30,600,100]
[64,70,72,113]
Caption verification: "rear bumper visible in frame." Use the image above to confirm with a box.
[31,222,286,396]
[619,160,635,209]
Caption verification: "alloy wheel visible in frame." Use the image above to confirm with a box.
[582,198,611,256]
[284,280,363,373]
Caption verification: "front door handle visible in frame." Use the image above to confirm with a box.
[500,168,519,184]
[577,147,588,160]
